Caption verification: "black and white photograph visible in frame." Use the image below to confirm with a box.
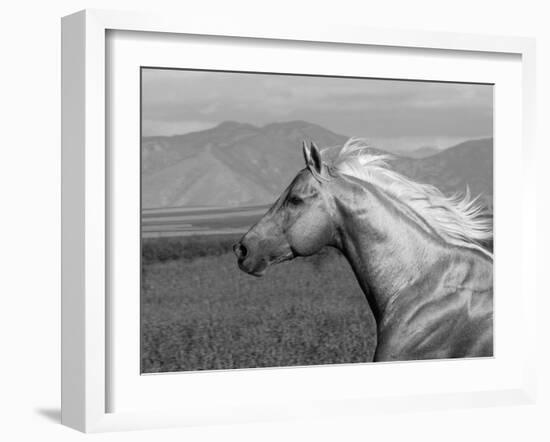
[4,0,546,438]
[140,68,494,373]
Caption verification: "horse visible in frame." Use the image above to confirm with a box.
[233,139,493,362]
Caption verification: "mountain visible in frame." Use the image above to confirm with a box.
[389,145,441,159]
[142,121,492,212]
[392,138,493,212]
[142,121,347,208]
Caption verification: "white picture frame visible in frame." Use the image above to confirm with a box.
[61,9,537,433]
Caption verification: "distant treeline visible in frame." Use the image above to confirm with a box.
[142,234,342,266]
[142,233,492,265]
[142,234,241,264]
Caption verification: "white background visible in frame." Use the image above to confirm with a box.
[0,0,548,441]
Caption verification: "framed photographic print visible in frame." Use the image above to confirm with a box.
[61,9,537,432]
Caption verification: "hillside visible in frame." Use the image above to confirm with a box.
[390,145,441,159]
[393,138,493,211]
[142,121,493,211]
[142,121,347,208]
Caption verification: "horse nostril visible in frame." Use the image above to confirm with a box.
[233,242,248,259]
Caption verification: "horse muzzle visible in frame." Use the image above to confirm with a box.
[233,241,268,277]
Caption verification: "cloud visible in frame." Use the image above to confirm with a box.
[141,68,492,140]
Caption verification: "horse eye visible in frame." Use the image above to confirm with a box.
[288,195,303,206]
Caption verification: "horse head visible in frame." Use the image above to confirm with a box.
[233,141,335,276]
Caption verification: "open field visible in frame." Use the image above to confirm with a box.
[141,234,376,373]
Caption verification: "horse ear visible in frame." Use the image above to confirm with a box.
[308,141,323,175]
[302,140,311,166]
[303,140,323,175]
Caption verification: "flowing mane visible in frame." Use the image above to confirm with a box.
[323,138,493,256]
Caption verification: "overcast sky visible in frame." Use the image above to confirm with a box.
[142,68,493,151]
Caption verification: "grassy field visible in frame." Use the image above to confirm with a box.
[141,234,376,373]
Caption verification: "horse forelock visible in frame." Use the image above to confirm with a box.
[320,138,493,257]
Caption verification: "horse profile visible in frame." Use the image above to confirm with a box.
[233,139,493,362]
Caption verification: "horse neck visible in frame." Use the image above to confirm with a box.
[329,177,449,322]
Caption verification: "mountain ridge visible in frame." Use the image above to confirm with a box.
[142,121,493,211]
